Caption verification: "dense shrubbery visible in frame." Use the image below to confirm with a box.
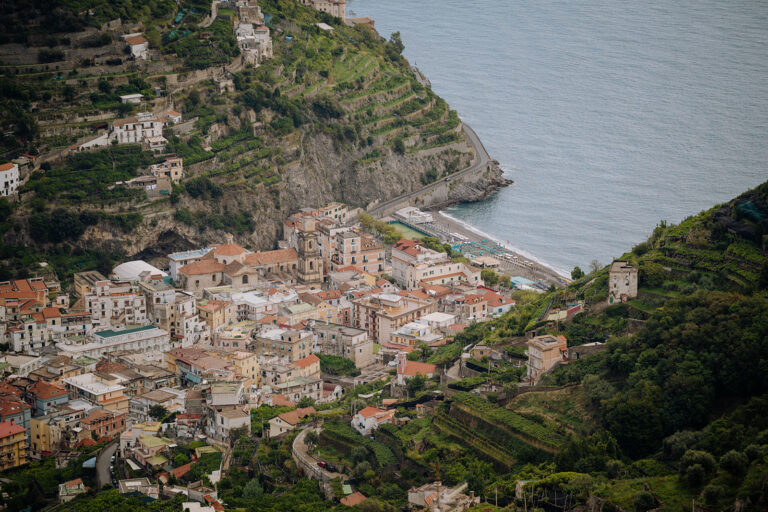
[317,354,360,376]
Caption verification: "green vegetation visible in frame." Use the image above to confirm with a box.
[317,354,360,376]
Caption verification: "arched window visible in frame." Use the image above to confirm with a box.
[309,261,314,270]
[242,275,248,284]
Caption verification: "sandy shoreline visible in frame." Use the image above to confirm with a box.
[433,211,568,286]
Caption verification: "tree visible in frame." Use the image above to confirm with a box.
[481,269,499,287]
[406,374,426,396]
[571,266,585,280]
[148,405,168,420]
[351,446,368,463]
[633,491,656,512]
[354,461,372,479]
[173,453,190,467]
[304,430,319,451]
[640,261,665,287]
[298,396,315,408]
[719,450,748,477]
[242,478,263,499]
[589,260,602,274]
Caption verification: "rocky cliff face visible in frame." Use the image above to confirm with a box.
[76,127,501,263]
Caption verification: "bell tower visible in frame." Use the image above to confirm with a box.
[297,218,323,285]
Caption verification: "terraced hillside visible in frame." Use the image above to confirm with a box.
[0,0,504,279]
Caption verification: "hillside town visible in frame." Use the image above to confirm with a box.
[0,199,538,509]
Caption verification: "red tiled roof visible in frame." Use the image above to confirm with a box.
[42,307,62,319]
[125,35,148,45]
[400,360,436,377]
[0,421,26,437]
[211,243,247,256]
[294,354,319,369]
[245,248,298,266]
[277,406,315,426]
[179,260,225,275]
[0,163,16,172]
[29,380,67,400]
[340,492,367,506]
[358,406,387,419]
[272,394,296,407]
[171,462,192,478]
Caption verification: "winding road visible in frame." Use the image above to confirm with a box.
[368,123,497,217]
[96,441,118,489]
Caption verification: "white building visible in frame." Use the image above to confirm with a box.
[113,113,163,145]
[56,325,170,359]
[0,162,19,197]
[120,94,144,104]
[124,34,149,60]
[351,406,395,436]
[231,291,273,321]
[85,280,147,328]
[608,261,638,304]
[206,404,251,442]
[168,248,213,281]
[391,239,481,290]
[395,206,433,224]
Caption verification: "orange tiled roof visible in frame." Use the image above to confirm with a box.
[340,492,367,506]
[179,260,226,275]
[211,243,247,256]
[276,406,315,426]
[29,380,67,400]
[125,35,148,45]
[294,354,319,369]
[400,360,436,377]
[0,421,26,437]
[246,248,298,266]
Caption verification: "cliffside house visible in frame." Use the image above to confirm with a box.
[352,406,395,436]
[608,261,638,304]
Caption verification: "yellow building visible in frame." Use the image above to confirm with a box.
[206,349,260,388]
[526,335,568,383]
[198,299,235,331]
[0,421,27,470]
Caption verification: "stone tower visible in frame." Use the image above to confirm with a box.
[297,218,323,285]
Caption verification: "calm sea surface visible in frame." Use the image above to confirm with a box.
[348,0,768,276]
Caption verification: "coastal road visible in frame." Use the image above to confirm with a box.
[368,123,495,217]
[96,441,118,489]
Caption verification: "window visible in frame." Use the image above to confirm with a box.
[242,275,248,284]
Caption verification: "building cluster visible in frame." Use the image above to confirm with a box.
[0,202,520,475]
[75,110,183,155]
[232,0,273,65]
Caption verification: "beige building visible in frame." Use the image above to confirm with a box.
[297,219,323,285]
[63,373,130,413]
[300,0,346,20]
[268,406,315,438]
[150,155,184,184]
[314,322,373,368]
[526,335,567,383]
[331,231,385,274]
[608,261,638,303]
[352,293,437,344]
[391,239,481,290]
[198,299,236,331]
[252,328,313,362]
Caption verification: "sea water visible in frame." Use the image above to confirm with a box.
[348,0,768,273]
